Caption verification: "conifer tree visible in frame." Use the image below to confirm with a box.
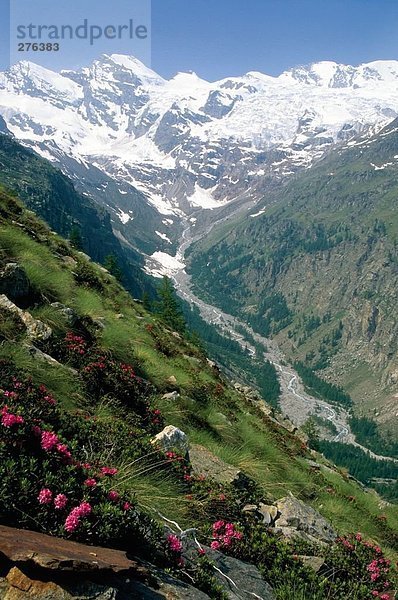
[155,276,186,334]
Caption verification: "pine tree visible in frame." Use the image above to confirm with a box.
[69,225,83,250]
[155,276,186,334]
[142,291,152,311]
[104,254,123,282]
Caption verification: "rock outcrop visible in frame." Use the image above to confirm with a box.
[275,495,337,544]
[0,295,52,341]
[189,444,251,487]
[0,263,33,307]
[0,525,212,599]
[151,425,189,454]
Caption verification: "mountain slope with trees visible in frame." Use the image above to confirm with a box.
[187,118,398,435]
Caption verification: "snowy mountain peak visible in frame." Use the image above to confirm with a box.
[1,54,398,243]
[280,59,398,89]
[106,54,165,85]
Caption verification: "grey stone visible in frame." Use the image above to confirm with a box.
[151,425,189,454]
[182,539,275,600]
[0,263,32,304]
[51,302,79,326]
[161,391,180,400]
[189,444,249,486]
[298,555,325,573]
[0,295,52,341]
[275,495,336,543]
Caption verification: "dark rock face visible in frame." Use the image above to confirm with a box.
[182,538,275,600]
[0,263,33,307]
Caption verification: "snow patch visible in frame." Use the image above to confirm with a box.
[155,230,172,244]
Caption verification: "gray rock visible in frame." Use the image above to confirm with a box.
[151,425,189,454]
[189,444,250,487]
[298,555,325,573]
[0,263,32,304]
[182,539,275,600]
[0,295,52,341]
[51,302,79,327]
[162,391,180,400]
[273,526,328,547]
[275,495,336,543]
[208,550,275,600]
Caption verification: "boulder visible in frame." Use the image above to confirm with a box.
[298,555,325,573]
[0,524,142,573]
[166,375,177,385]
[275,495,336,543]
[189,444,250,487]
[50,302,79,327]
[162,391,180,400]
[0,295,52,341]
[0,525,212,600]
[0,263,32,306]
[151,425,189,454]
[208,550,275,600]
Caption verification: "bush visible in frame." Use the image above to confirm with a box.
[0,361,162,556]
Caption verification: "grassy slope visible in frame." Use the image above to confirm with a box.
[0,186,397,561]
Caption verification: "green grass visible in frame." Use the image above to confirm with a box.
[0,343,84,410]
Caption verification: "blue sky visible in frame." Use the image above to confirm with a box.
[1,0,398,79]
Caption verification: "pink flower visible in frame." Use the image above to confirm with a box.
[64,511,80,533]
[84,478,97,488]
[54,494,68,510]
[197,548,206,556]
[380,594,390,600]
[108,490,120,502]
[212,520,225,532]
[210,541,221,550]
[41,431,59,451]
[77,502,92,517]
[167,534,182,553]
[1,412,24,427]
[38,488,53,505]
[64,502,92,532]
[122,502,131,511]
[100,466,118,476]
[56,443,72,462]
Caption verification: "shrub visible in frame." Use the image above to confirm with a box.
[0,361,162,556]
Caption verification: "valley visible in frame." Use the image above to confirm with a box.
[170,219,398,465]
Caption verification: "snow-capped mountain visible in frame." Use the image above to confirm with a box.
[1,54,398,266]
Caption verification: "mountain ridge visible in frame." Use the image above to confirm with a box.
[1,54,398,275]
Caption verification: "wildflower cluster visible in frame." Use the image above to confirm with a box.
[165,533,184,568]
[65,332,87,356]
[1,405,24,428]
[210,520,243,551]
[325,533,394,598]
[0,364,157,550]
[164,450,192,480]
